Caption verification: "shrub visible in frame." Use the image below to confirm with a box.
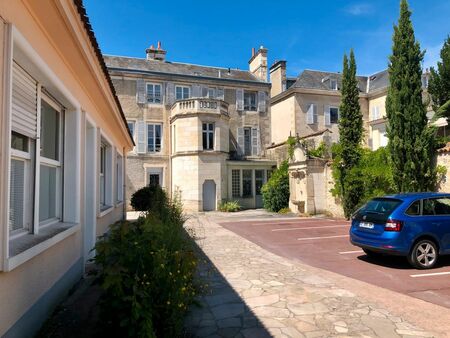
[130,185,168,214]
[277,207,291,214]
[262,161,290,212]
[332,144,395,216]
[94,193,197,337]
[218,200,241,212]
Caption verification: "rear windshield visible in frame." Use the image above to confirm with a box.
[354,198,403,223]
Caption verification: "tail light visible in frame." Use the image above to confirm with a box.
[385,219,403,232]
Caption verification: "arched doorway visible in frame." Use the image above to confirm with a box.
[202,180,216,211]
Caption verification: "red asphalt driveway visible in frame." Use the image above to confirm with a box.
[220,217,450,309]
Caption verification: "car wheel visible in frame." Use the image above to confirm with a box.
[408,239,438,269]
[363,248,381,257]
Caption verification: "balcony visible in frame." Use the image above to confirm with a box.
[171,98,229,119]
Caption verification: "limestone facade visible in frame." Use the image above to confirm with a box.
[105,46,275,211]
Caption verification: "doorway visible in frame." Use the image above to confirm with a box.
[202,180,216,211]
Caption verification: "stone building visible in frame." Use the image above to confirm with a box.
[269,61,436,154]
[105,44,275,211]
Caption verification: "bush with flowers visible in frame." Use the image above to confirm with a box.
[94,186,198,337]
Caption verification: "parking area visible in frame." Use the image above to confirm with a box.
[219,217,450,309]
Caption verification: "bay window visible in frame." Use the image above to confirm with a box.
[176,86,190,100]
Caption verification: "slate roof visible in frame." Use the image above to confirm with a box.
[104,55,265,83]
[291,69,389,94]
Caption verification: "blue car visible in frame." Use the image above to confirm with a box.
[350,192,450,269]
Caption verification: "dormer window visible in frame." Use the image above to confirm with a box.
[330,79,338,90]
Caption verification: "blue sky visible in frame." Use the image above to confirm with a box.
[84,0,450,77]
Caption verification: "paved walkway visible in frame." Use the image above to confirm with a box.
[184,213,445,338]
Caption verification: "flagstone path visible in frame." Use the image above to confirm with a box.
[184,214,445,338]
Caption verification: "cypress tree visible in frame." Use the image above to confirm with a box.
[386,0,436,192]
[428,36,450,115]
[338,49,364,218]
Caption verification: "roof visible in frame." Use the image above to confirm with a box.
[73,0,134,144]
[290,69,389,94]
[104,55,265,84]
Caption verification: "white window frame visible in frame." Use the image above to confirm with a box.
[146,83,162,104]
[202,122,215,150]
[330,79,338,90]
[99,137,113,212]
[38,92,64,228]
[9,144,33,238]
[175,86,190,100]
[116,152,123,203]
[147,123,163,153]
[1,25,83,272]
[208,87,216,98]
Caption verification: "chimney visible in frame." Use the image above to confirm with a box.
[248,45,268,82]
[269,60,287,97]
[146,41,167,61]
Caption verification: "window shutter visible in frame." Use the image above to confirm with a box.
[12,62,37,138]
[236,89,244,111]
[160,82,165,104]
[237,127,244,155]
[257,91,266,113]
[306,104,314,124]
[136,79,146,104]
[324,105,331,126]
[136,121,146,153]
[217,88,225,100]
[251,127,260,156]
[192,85,201,98]
[166,82,175,105]
[313,104,318,123]
[201,86,208,98]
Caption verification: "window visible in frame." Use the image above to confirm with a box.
[406,200,421,216]
[330,79,338,90]
[255,170,264,195]
[244,127,252,156]
[330,107,339,124]
[423,198,450,215]
[116,153,123,203]
[146,83,162,103]
[39,97,63,224]
[147,168,163,187]
[147,124,162,152]
[232,170,240,197]
[208,88,216,98]
[176,86,190,100]
[244,91,257,111]
[371,106,380,120]
[127,121,135,139]
[202,123,214,150]
[243,170,252,197]
[9,132,33,233]
[99,142,107,208]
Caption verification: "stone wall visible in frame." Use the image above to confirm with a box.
[437,151,450,192]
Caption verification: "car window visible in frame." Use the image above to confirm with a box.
[434,197,450,215]
[406,200,421,216]
[354,198,403,223]
[423,199,435,215]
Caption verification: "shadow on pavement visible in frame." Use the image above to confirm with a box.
[356,252,450,270]
[184,231,271,338]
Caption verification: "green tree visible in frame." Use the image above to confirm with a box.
[335,49,364,218]
[385,0,436,192]
[428,36,450,115]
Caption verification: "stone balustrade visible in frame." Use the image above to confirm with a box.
[171,98,229,118]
